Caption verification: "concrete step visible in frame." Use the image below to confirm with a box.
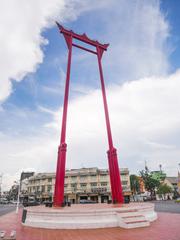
[125,220,150,229]
[119,211,143,218]
[121,214,150,229]
[122,215,146,223]
[122,214,144,218]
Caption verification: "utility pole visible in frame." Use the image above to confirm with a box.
[0,174,3,199]
[159,164,162,173]
[15,180,21,214]
[145,160,148,171]
[178,164,180,195]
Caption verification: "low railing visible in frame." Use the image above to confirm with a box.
[0,230,16,240]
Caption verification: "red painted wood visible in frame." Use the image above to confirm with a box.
[56,22,109,50]
[97,47,124,203]
[72,43,97,55]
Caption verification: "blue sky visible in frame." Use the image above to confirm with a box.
[161,0,180,71]
[1,0,173,132]
[5,0,180,112]
[0,0,180,189]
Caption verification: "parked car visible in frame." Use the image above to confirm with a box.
[43,201,53,207]
[143,195,156,201]
[9,200,18,204]
[0,199,9,204]
[23,201,40,207]
[79,199,96,204]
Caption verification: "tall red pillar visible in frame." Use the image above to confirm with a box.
[53,23,124,207]
[53,33,72,207]
[97,47,124,203]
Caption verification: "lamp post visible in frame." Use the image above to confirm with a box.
[15,178,21,214]
[178,164,180,195]
[0,174,3,199]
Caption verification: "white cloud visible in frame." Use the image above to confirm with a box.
[0,0,61,101]
[0,131,59,190]
[63,0,171,90]
[0,0,110,103]
[53,70,180,175]
[1,168,36,191]
[102,0,170,82]
[1,71,180,190]
[0,0,171,103]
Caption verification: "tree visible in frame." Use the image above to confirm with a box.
[130,175,140,195]
[151,171,166,182]
[157,183,172,200]
[139,168,160,199]
[8,184,19,201]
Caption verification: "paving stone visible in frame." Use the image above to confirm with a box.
[0,209,180,240]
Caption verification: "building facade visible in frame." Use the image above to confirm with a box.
[137,176,146,193]
[26,167,131,203]
[178,172,180,195]
[164,176,179,196]
[156,176,179,200]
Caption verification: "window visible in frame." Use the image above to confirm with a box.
[120,173,126,176]
[71,183,77,192]
[100,175,107,180]
[90,175,97,181]
[71,183,77,188]
[80,183,87,189]
[122,181,128,185]
[101,182,107,186]
[71,176,77,183]
[48,178,52,183]
[121,175,128,180]
[123,186,128,191]
[41,185,45,192]
[80,176,87,182]
[71,176,77,180]
[47,185,52,192]
[34,179,40,185]
[90,182,97,187]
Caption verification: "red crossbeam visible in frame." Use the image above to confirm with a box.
[56,22,109,51]
[72,43,97,55]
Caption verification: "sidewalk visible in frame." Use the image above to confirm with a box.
[0,210,180,240]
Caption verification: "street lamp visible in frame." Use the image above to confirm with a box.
[14,180,21,214]
[0,174,3,199]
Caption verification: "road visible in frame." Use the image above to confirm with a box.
[0,201,180,217]
[0,204,16,216]
[154,200,180,213]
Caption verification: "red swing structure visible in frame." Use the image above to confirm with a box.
[53,23,124,206]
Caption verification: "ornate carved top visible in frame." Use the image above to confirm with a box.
[56,22,109,51]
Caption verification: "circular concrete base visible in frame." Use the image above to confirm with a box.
[22,203,157,229]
